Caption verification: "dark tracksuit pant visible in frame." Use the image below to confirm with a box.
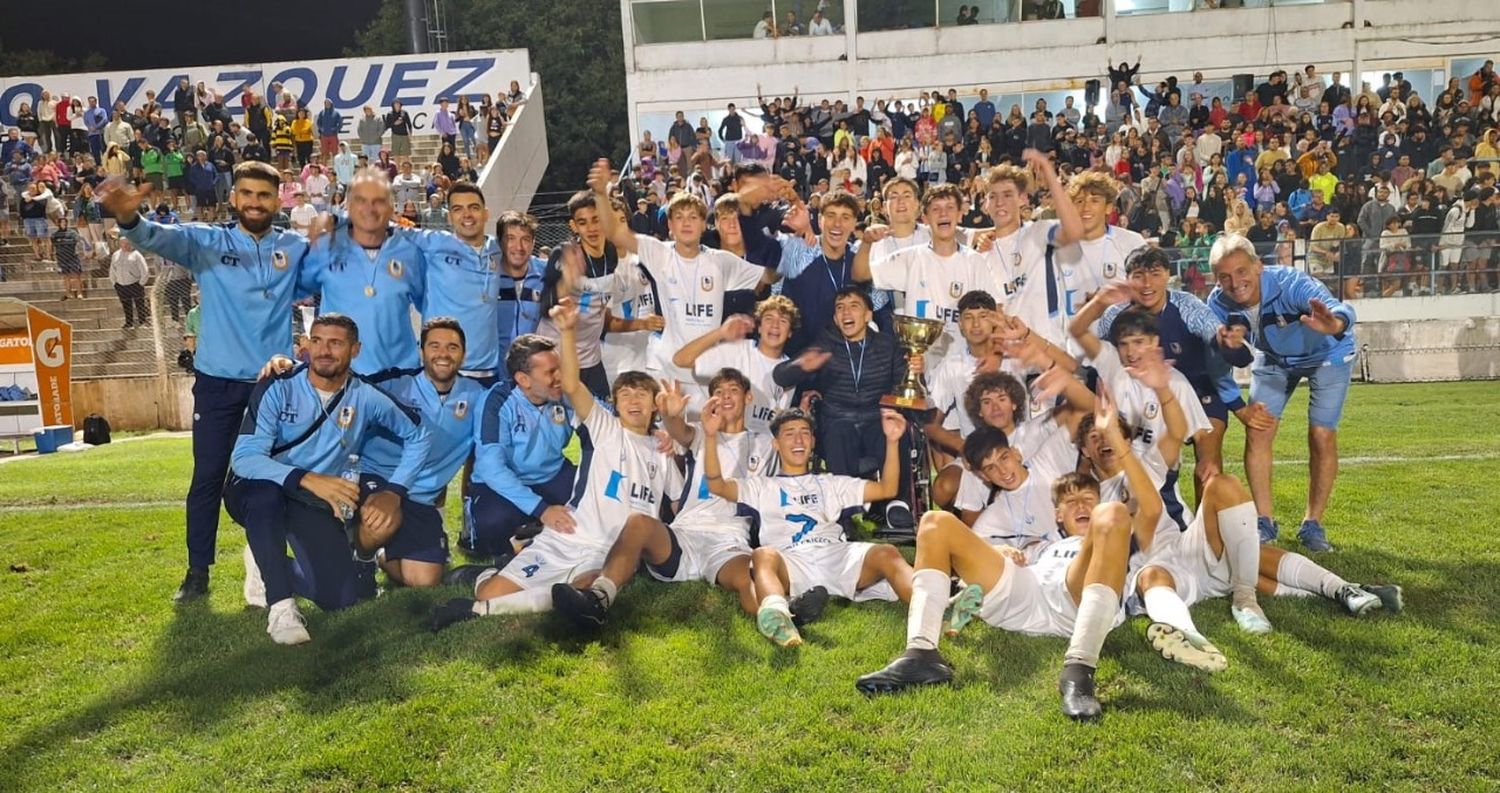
[186,374,256,569]
[225,477,376,610]
[464,460,577,556]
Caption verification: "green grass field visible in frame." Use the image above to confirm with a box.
[3,381,1499,791]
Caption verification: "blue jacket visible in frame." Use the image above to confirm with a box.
[496,256,547,359]
[316,108,343,137]
[362,369,485,505]
[231,366,430,499]
[472,381,574,516]
[121,216,308,381]
[402,228,504,372]
[1207,265,1356,370]
[299,229,428,375]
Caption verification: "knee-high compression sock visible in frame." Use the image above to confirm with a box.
[1277,552,1348,600]
[1143,586,1203,641]
[476,587,554,616]
[1064,583,1120,668]
[906,569,950,651]
[1218,502,1263,611]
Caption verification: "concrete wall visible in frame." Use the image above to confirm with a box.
[71,375,193,431]
[620,0,1500,143]
[1357,317,1500,383]
[478,73,549,215]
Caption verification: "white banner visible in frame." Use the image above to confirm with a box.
[0,49,531,135]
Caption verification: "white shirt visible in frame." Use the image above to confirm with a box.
[672,430,767,534]
[564,406,682,549]
[953,411,1078,513]
[289,203,319,235]
[808,17,834,35]
[631,234,763,384]
[1089,344,1211,471]
[970,472,1062,559]
[109,249,148,286]
[690,338,791,437]
[752,19,773,38]
[868,242,992,360]
[979,221,1065,349]
[735,473,867,550]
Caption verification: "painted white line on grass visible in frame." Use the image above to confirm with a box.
[1275,452,1500,465]
[0,500,181,513]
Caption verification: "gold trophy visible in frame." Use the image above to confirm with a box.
[881,315,945,410]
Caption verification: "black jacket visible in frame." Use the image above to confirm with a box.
[773,327,906,418]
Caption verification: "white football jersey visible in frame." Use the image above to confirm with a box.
[1089,343,1211,469]
[672,429,769,534]
[567,406,682,548]
[597,253,658,376]
[865,225,933,263]
[929,345,984,437]
[869,243,994,360]
[735,473,867,550]
[690,339,791,436]
[634,234,763,383]
[1096,458,1182,543]
[1051,225,1144,323]
[969,472,1062,559]
[953,412,1080,513]
[978,221,1065,348]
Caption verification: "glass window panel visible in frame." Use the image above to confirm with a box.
[633,0,704,44]
[704,0,773,40]
[858,0,937,32]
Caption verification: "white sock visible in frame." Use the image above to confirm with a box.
[1143,585,1201,640]
[1274,582,1318,598]
[476,587,554,616]
[1064,583,1119,668]
[1277,552,1346,600]
[1218,502,1262,610]
[760,594,790,615]
[905,569,950,651]
[591,575,619,608]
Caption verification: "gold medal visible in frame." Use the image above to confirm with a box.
[364,285,376,297]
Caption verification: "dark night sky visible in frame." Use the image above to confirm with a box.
[3,0,389,71]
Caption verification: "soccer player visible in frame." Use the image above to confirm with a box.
[431,297,680,627]
[358,317,487,587]
[672,295,798,438]
[974,151,1083,352]
[1051,171,1147,340]
[1207,234,1356,551]
[464,334,577,561]
[853,183,990,362]
[537,191,664,398]
[551,371,766,629]
[494,210,548,363]
[856,387,1158,722]
[702,406,915,648]
[587,158,774,410]
[227,315,430,644]
[102,161,311,602]
[298,170,427,375]
[1075,246,1255,500]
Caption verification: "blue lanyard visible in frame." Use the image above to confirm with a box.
[843,337,866,393]
[816,250,847,292]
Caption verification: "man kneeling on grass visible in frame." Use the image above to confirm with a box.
[228,314,430,645]
[430,297,680,630]
[856,387,1154,722]
[702,406,915,648]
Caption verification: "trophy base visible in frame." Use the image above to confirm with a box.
[881,394,930,411]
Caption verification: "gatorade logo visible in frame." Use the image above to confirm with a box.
[36,329,64,367]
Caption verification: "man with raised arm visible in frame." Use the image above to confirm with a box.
[702,405,915,648]
[1207,234,1356,551]
[101,161,311,603]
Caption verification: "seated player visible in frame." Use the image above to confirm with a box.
[856,387,1160,722]
[672,295,798,439]
[228,314,430,645]
[358,317,487,587]
[1072,246,1254,500]
[551,371,769,629]
[703,407,915,648]
[464,335,576,562]
[431,297,680,628]
[926,290,1000,482]
[951,426,1066,556]
[772,286,917,529]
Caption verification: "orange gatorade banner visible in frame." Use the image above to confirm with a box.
[26,306,72,426]
[0,328,29,366]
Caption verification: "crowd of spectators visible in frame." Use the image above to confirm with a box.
[0,79,532,291]
[624,58,1500,298]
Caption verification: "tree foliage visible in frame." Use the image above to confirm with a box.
[0,48,108,77]
[350,0,629,197]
